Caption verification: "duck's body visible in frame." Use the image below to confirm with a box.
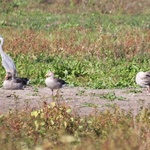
[136,71,150,92]
[3,79,24,90]
[3,70,25,90]
[45,72,66,94]
[5,71,29,86]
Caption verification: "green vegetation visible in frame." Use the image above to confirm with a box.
[0,101,149,150]
[0,0,150,89]
[0,0,150,88]
[99,92,126,101]
[0,0,150,149]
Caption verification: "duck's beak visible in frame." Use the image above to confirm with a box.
[4,75,8,80]
[45,74,48,77]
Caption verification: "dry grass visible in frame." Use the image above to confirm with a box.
[0,101,149,150]
[1,27,150,59]
[30,0,150,14]
[1,0,150,15]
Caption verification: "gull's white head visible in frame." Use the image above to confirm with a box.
[136,71,148,88]
[45,71,54,77]
[136,71,145,77]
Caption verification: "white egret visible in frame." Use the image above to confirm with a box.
[0,36,17,77]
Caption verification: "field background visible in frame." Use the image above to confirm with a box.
[0,0,150,88]
[0,0,150,150]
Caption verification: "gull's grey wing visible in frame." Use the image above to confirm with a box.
[55,78,66,85]
[141,72,150,85]
[145,72,150,77]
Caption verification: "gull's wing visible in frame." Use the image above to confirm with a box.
[54,77,66,85]
[141,72,150,85]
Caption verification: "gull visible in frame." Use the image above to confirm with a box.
[135,71,150,93]
[0,35,17,77]
[3,69,25,90]
[45,71,66,95]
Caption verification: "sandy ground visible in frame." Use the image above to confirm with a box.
[0,85,149,116]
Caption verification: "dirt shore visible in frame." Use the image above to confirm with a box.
[0,86,149,115]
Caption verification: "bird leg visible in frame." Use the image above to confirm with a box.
[56,89,59,95]
[147,86,150,93]
[51,89,54,95]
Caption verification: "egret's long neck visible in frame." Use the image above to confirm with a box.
[0,37,4,55]
[0,38,4,46]
[0,45,4,57]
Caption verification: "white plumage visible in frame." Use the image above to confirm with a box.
[135,71,150,93]
[0,36,17,77]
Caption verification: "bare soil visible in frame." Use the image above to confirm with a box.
[0,86,149,116]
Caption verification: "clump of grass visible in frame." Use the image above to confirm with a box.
[124,89,143,94]
[99,92,126,101]
[81,102,98,108]
[0,101,149,149]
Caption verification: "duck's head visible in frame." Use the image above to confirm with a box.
[5,69,16,80]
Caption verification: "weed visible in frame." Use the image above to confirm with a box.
[0,101,149,149]
[99,92,126,101]
[76,90,85,96]
[103,103,116,109]
[81,102,98,108]
[33,87,39,93]
[125,89,143,94]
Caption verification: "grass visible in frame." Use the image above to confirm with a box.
[0,0,150,149]
[0,0,149,89]
[0,101,149,150]
[0,53,149,88]
[0,4,149,89]
[99,92,126,101]
[81,102,98,108]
